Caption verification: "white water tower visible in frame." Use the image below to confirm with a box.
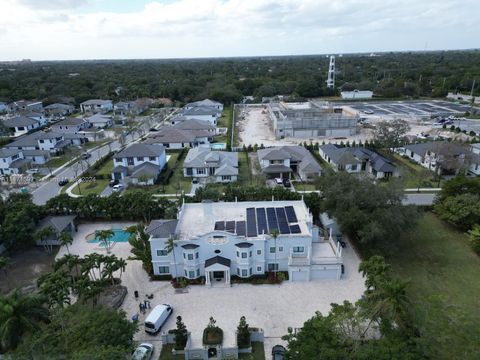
[326,55,335,89]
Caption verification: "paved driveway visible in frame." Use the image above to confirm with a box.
[63,224,365,358]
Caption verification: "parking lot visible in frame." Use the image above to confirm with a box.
[342,100,473,117]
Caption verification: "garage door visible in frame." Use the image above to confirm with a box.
[310,268,339,280]
[290,270,309,282]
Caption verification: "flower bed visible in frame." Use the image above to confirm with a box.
[203,327,223,346]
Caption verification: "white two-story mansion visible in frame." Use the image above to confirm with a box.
[148,200,343,285]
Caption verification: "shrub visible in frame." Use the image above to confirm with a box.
[467,225,480,255]
[203,317,223,345]
[237,316,250,348]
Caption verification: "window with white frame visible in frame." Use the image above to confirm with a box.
[241,252,247,258]
[187,253,194,260]
[196,269,200,277]
[249,268,252,276]
[278,246,283,252]
[257,249,261,255]
[268,263,279,271]
[236,251,240,257]
[156,249,168,256]
[257,266,262,272]
[221,175,231,181]
[293,246,305,253]
[189,270,195,278]
[270,247,276,253]
[195,252,199,259]
[158,266,169,274]
[197,168,206,175]
[241,269,248,277]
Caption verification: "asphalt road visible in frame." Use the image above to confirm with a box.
[30,110,170,205]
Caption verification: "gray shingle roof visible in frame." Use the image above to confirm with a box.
[205,256,231,268]
[3,116,39,127]
[53,118,86,126]
[131,162,161,178]
[114,143,165,159]
[258,145,322,174]
[262,164,293,173]
[0,148,22,158]
[146,128,197,144]
[182,106,219,116]
[183,148,238,172]
[37,215,76,233]
[81,99,112,106]
[187,99,222,108]
[146,219,178,238]
[173,119,215,131]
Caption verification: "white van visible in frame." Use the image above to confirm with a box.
[144,304,173,334]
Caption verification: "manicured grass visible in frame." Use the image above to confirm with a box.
[218,105,232,128]
[162,152,191,194]
[71,178,110,196]
[95,159,113,177]
[238,151,252,184]
[391,154,440,188]
[384,213,480,359]
[43,154,72,168]
[239,342,266,360]
[158,344,183,360]
[294,182,316,191]
[83,139,110,149]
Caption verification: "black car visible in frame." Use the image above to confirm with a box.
[81,153,92,159]
[283,179,291,188]
[272,345,286,360]
[109,179,119,187]
[149,128,158,132]
[58,178,69,186]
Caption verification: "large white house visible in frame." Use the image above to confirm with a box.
[181,106,220,125]
[2,116,41,137]
[0,149,28,175]
[185,99,224,112]
[112,143,166,185]
[148,200,343,284]
[50,118,90,134]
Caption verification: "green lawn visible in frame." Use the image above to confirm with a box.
[43,154,73,168]
[239,342,266,360]
[162,152,191,194]
[390,154,441,188]
[158,344,183,360]
[218,105,232,128]
[238,151,252,184]
[384,213,480,359]
[95,160,113,177]
[71,179,109,196]
[83,139,110,149]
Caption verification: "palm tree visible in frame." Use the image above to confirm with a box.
[270,229,279,281]
[116,258,127,281]
[0,289,49,351]
[58,231,73,255]
[34,226,55,253]
[95,229,115,254]
[165,236,178,285]
[37,270,71,309]
[126,223,153,275]
[0,256,12,290]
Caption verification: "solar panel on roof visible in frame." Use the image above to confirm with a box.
[276,207,290,234]
[285,206,298,223]
[226,221,235,233]
[246,208,257,237]
[236,221,246,236]
[266,207,279,233]
[256,208,269,235]
[214,221,225,231]
[290,224,301,234]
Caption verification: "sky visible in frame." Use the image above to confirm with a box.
[0,0,479,61]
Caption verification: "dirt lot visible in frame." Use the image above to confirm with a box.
[0,247,56,294]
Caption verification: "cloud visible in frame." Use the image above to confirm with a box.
[0,0,479,60]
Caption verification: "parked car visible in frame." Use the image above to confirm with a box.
[112,184,124,192]
[58,178,69,186]
[283,179,291,188]
[274,178,283,185]
[192,178,199,184]
[149,128,158,132]
[109,179,119,187]
[26,168,39,174]
[144,304,173,334]
[272,345,286,360]
[131,343,154,360]
[81,153,92,159]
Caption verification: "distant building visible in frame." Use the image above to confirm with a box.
[85,114,113,129]
[181,106,221,126]
[44,103,75,117]
[340,90,373,100]
[111,143,166,185]
[5,131,70,154]
[319,144,398,179]
[185,99,224,112]
[50,118,90,134]
[145,127,210,149]
[7,100,43,114]
[80,99,113,114]
[183,148,238,183]
[2,116,41,137]
[267,101,358,139]
[257,146,322,180]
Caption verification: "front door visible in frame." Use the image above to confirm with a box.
[213,271,224,279]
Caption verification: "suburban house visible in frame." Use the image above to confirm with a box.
[7,100,43,114]
[50,118,90,134]
[185,99,224,112]
[23,112,47,126]
[169,115,189,125]
[80,99,113,114]
[2,116,41,137]
[145,127,210,149]
[44,103,75,117]
[173,119,217,137]
[0,149,29,175]
[148,200,343,283]
[319,144,398,179]
[181,106,220,126]
[6,131,70,154]
[183,148,238,183]
[399,141,480,176]
[114,98,152,116]
[21,149,51,165]
[85,114,113,129]
[257,146,322,180]
[111,143,166,185]
[34,215,77,247]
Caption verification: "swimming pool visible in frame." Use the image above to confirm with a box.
[210,143,226,150]
[86,229,130,243]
